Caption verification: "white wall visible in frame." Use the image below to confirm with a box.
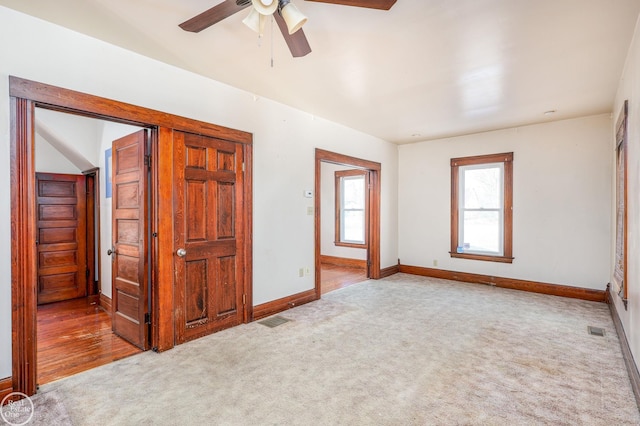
[399,114,612,290]
[36,108,102,167]
[0,6,399,379]
[612,14,640,375]
[320,162,367,260]
[35,135,82,174]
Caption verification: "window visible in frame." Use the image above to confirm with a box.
[335,169,368,247]
[450,152,513,263]
[613,100,628,307]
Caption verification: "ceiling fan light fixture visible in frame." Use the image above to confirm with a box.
[242,8,266,35]
[280,1,307,34]
[252,0,278,15]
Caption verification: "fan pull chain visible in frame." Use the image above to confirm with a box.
[270,14,274,68]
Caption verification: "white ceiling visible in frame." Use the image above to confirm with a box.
[2,0,639,144]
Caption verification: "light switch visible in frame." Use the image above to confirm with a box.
[307,206,314,215]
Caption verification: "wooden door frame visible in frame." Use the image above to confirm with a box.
[82,168,100,297]
[314,149,381,297]
[9,76,253,396]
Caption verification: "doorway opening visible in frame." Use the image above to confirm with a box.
[314,149,381,296]
[34,107,148,385]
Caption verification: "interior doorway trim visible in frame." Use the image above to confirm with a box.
[82,167,100,299]
[314,148,381,297]
[9,76,254,396]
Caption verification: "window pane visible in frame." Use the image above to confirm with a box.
[462,210,500,253]
[463,166,500,209]
[343,210,365,242]
[343,176,365,209]
[451,152,512,262]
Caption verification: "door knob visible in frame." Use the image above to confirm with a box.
[107,247,114,256]
[176,248,187,257]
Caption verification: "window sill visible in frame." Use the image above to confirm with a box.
[335,241,368,249]
[449,252,514,264]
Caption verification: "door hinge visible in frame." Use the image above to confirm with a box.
[86,268,90,278]
[242,162,245,172]
[242,294,246,305]
[144,313,151,324]
[144,154,151,167]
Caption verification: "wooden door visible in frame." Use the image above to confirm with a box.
[36,173,88,304]
[174,131,245,344]
[112,130,150,350]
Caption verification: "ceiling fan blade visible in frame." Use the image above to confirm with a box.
[304,0,396,10]
[180,0,251,33]
[274,12,312,58]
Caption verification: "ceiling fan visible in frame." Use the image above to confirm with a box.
[179,0,397,58]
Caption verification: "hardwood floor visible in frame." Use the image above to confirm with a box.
[37,297,142,385]
[321,263,368,295]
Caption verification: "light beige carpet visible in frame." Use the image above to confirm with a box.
[20,274,640,425]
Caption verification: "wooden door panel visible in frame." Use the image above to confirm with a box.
[39,204,77,220]
[218,150,235,171]
[185,260,208,325]
[215,255,237,316]
[36,173,87,305]
[39,250,77,268]
[38,179,77,197]
[116,255,142,284]
[217,182,235,238]
[116,182,141,209]
[111,129,150,350]
[39,227,77,245]
[115,142,141,173]
[113,291,141,346]
[39,273,76,293]
[38,263,79,276]
[174,131,245,343]
[186,180,207,241]
[117,220,140,244]
[186,145,207,169]
[116,290,140,319]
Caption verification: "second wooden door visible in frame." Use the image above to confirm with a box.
[173,131,246,344]
[36,173,88,305]
[111,130,150,350]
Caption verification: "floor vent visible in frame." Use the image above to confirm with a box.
[259,316,291,328]
[588,326,605,337]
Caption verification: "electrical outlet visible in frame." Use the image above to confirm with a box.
[298,268,304,277]
[307,206,314,216]
[433,259,438,267]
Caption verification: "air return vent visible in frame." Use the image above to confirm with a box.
[587,326,605,337]
[259,316,291,328]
